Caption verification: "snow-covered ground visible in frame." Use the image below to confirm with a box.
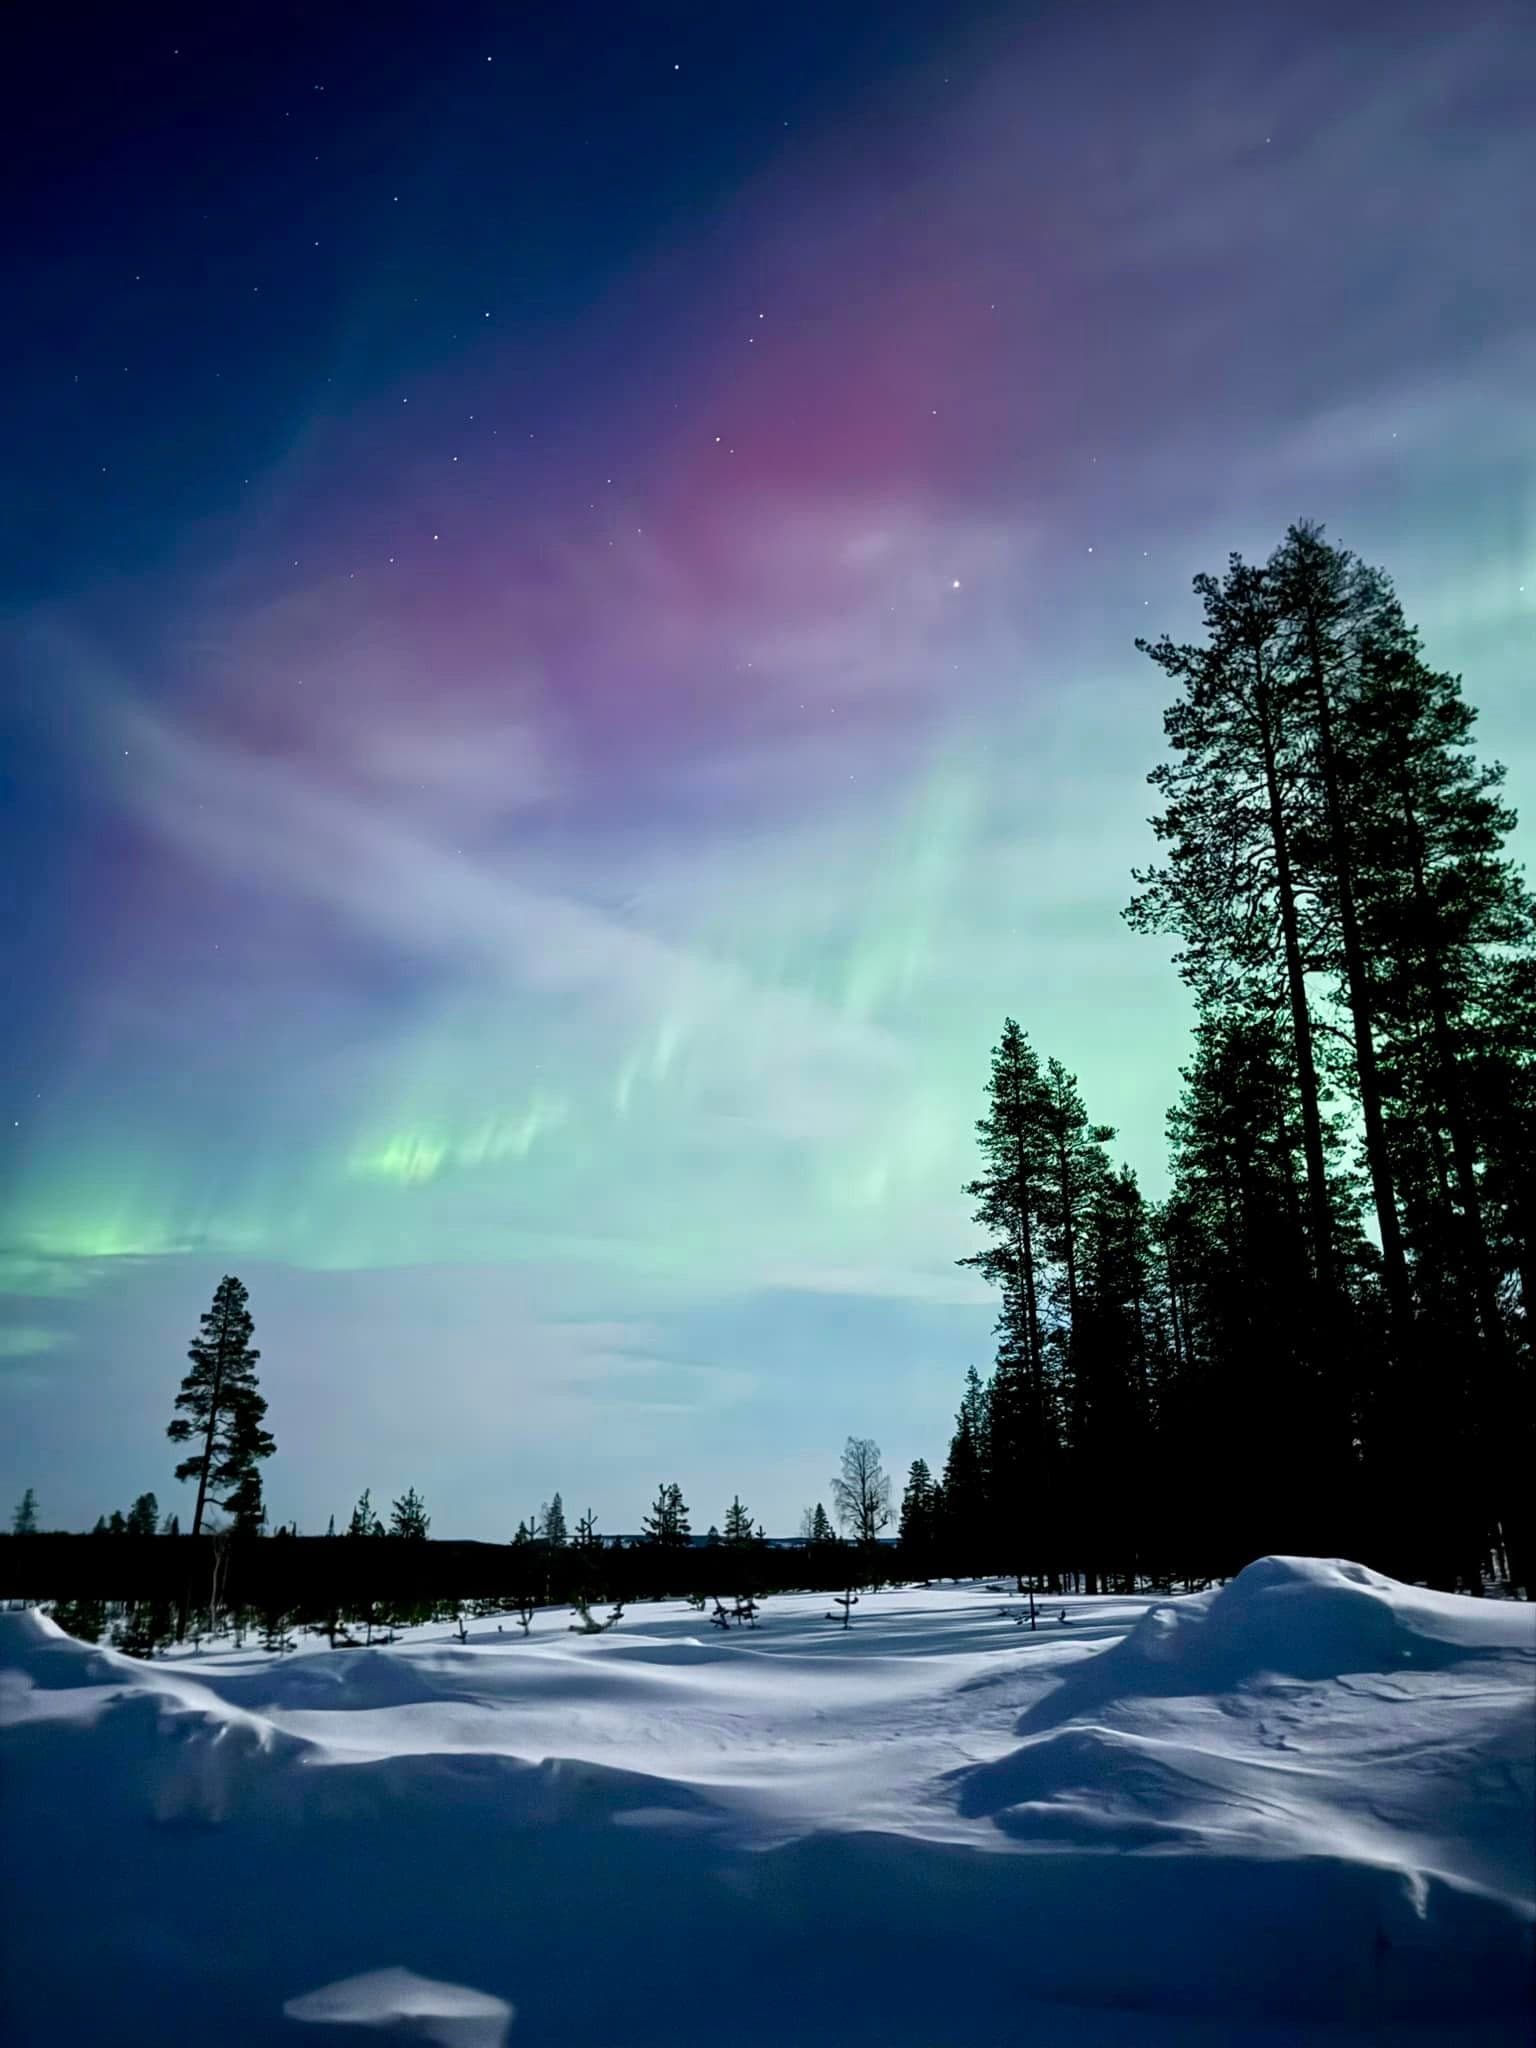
[2,1557,1532,2046]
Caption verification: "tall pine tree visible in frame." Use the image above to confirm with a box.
[166,1276,274,1539]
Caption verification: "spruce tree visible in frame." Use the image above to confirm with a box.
[642,1482,691,1547]
[12,1488,38,1535]
[897,1460,938,1578]
[348,1488,384,1538]
[125,1491,160,1538]
[166,1275,274,1540]
[390,1487,430,1539]
[959,1021,1054,1395]
[539,1494,568,1545]
[722,1495,754,1547]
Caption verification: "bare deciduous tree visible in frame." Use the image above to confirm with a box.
[831,1437,891,1547]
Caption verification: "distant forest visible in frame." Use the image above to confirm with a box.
[6,521,1531,1645]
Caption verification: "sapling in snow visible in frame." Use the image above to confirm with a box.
[828,1588,858,1628]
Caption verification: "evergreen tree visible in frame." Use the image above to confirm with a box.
[897,1460,939,1578]
[1127,566,1341,1315]
[223,1465,267,1536]
[959,1021,1054,1396]
[50,1596,106,1642]
[539,1493,568,1545]
[125,1491,160,1538]
[800,1502,835,1545]
[939,1367,990,1572]
[348,1488,384,1538]
[722,1495,754,1547]
[1270,523,1412,1339]
[572,1509,604,1600]
[1037,1059,1116,1332]
[642,1482,691,1547]
[12,1488,38,1535]
[1064,1164,1158,1589]
[166,1276,274,1540]
[959,1022,1068,1576]
[390,1487,431,1539]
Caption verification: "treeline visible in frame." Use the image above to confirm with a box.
[7,522,1531,1638]
[911,523,1532,1598]
[3,1457,898,1655]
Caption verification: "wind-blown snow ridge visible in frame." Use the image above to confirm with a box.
[2,1559,1531,2047]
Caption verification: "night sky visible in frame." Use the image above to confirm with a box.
[4,1,1533,1536]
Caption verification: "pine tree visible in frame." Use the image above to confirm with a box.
[222,1465,267,1536]
[940,1367,990,1573]
[166,1276,274,1540]
[125,1491,160,1538]
[959,1021,1054,1395]
[1065,1164,1158,1590]
[390,1487,430,1539]
[1127,568,1341,1312]
[348,1488,384,1538]
[722,1495,754,1547]
[642,1482,691,1547]
[897,1460,938,1578]
[1270,523,1412,1339]
[539,1494,567,1545]
[1316,561,1536,1583]
[12,1488,38,1535]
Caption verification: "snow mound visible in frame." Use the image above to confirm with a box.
[0,1602,133,1690]
[285,1967,513,2045]
[1022,1555,1533,1728]
[4,1571,1531,2045]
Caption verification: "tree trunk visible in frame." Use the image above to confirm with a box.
[1250,650,1336,1302]
[1298,608,1413,1338]
[189,1331,231,1542]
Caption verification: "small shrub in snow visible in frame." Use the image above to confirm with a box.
[828,1589,858,1629]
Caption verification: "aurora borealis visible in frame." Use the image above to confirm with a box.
[4,2,1533,1535]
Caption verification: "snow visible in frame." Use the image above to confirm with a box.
[1,1557,1531,2046]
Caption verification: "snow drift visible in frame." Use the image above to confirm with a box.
[1,1558,1531,2047]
